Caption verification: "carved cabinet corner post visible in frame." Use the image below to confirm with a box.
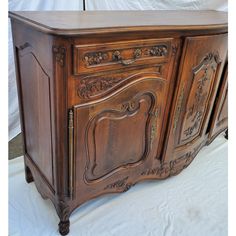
[9,10,228,235]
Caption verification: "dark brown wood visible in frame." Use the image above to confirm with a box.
[208,63,228,142]
[9,11,228,235]
[163,33,228,164]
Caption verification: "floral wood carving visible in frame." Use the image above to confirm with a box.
[83,44,168,67]
[53,46,66,67]
[145,45,168,57]
[182,52,221,140]
[104,176,134,192]
[84,52,108,66]
[77,77,123,99]
[141,145,201,178]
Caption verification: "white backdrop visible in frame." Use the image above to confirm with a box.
[8,0,83,140]
[8,0,228,140]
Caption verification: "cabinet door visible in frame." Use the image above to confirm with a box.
[208,64,228,140]
[72,71,172,203]
[164,34,227,164]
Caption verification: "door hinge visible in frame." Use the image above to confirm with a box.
[68,109,74,199]
[150,108,159,150]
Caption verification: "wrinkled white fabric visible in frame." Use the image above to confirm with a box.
[9,135,227,236]
[8,0,228,140]
[87,0,228,11]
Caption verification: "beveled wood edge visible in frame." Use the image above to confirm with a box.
[9,11,228,36]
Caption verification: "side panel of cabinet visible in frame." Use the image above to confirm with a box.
[208,64,228,141]
[164,33,228,163]
[17,47,53,183]
[11,21,55,189]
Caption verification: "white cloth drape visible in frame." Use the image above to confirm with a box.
[8,0,83,140]
[9,135,227,236]
[8,0,228,140]
[87,0,228,11]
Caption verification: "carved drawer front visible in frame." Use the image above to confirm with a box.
[73,38,175,75]
[72,75,170,197]
[172,33,227,148]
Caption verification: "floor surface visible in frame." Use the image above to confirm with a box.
[9,135,228,236]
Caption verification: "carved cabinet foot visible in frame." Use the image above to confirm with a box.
[25,166,34,183]
[57,200,71,235]
[58,220,70,236]
[225,129,228,140]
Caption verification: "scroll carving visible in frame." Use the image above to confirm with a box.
[120,99,141,112]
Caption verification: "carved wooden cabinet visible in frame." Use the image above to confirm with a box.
[9,11,228,235]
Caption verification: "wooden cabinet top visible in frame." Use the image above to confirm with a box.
[9,10,227,35]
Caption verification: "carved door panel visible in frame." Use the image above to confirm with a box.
[164,34,227,163]
[72,74,171,203]
[208,64,228,140]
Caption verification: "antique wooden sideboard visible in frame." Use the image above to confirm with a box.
[9,10,228,235]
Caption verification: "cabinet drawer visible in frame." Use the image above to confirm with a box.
[73,38,174,75]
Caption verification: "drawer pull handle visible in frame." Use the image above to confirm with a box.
[112,49,142,66]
